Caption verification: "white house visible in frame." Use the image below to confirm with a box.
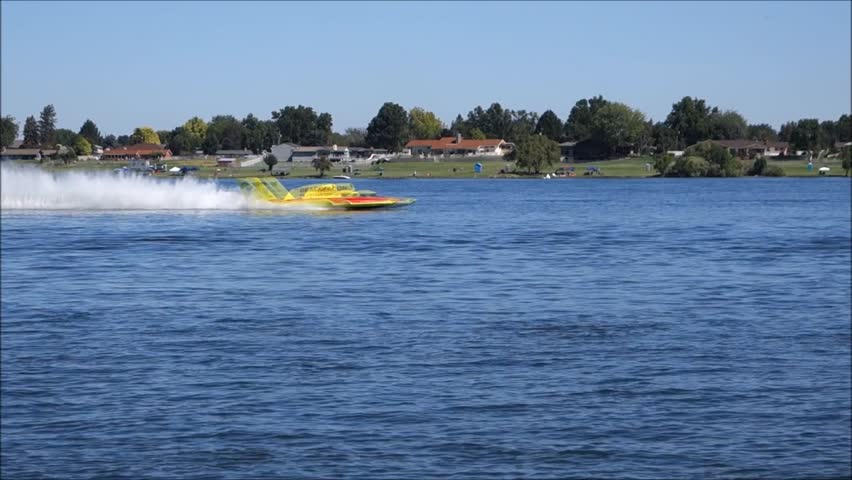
[405,134,514,157]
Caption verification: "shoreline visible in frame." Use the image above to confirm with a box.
[14,156,850,180]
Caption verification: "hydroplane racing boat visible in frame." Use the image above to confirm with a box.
[237,177,415,210]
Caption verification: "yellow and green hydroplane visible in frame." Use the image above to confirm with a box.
[237,177,415,210]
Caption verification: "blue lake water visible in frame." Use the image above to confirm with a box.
[2,174,851,479]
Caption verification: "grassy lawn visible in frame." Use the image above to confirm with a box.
[19,155,850,179]
[766,158,848,177]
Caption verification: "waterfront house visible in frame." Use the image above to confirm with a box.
[101,144,172,160]
[404,134,514,157]
[0,147,58,161]
[703,139,789,158]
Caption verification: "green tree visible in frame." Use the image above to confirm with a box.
[669,156,710,177]
[78,119,102,145]
[38,104,57,146]
[312,155,331,177]
[328,127,368,148]
[652,122,679,153]
[1,116,18,148]
[509,134,560,174]
[130,127,161,145]
[463,103,515,139]
[206,115,245,150]
[469,128,486,140]
[116,135,131,146]
[747,123,778,142]
[202,133,220,155]
[836,114,851,142]
[22,116,40,147]
[450,114,467,136]
[157,130,173,146]
[841,147,851,176]
[315,112,333,145]
[564,95,608,141]
[183,116,208,140]
[709,110,748,140]
[55,129,76,147]
[682,141,742,177]
[103,134,117,148]
[344,127,368,147]
[59,146,77,165]
[508,110,538,143]
[653,153,675,176]
[409,107,443,140]
[664,96,717,147]
[483,103,513,139]
[271,105,332,145]
[241,114,277,153]
[819,120,837,150]
[535,110,563,142]
[264,154,278,172]
[589,102,648,157]
[166,126,197,155]
[365,102,410,152]
[72,135,92,156]
[749,156,767,176]
[789,119,820,152]
[778,121,797,142]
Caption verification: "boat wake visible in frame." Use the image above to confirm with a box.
[0,164,321,211]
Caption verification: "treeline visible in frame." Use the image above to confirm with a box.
[2,96,850,158]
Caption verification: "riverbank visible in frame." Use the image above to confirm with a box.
[26,156,851,179]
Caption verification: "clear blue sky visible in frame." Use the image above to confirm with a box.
[2,1,850,136]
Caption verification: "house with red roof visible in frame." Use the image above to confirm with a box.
[101,144,172,160]
[405,134,514,157]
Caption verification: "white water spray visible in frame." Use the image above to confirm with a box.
[0,164,317,211]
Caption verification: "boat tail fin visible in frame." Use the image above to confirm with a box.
[259,177,289,200]
[236,177,278,202]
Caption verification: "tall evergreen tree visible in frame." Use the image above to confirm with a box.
[1,116,18,148]
[38,104,57,146]
[22,116,40,147]
[78,119,102,146]
[535,110,563,142]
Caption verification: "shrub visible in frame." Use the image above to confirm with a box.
[749,157,767,176]
[670,156,710,177]
[762,165,785,177]
[653,153,675,176]
[683,141,742,177]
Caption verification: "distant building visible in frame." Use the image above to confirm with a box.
[0,147,58,161]
[702,139,789,158]
[101,144,172,160]
[217,158,239,168]
[269,143,388,163]
[291,146,326,162]
[558,141,577,161]
[270,143,298,163]
[215,149,253,158]
[405,134,514,157]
